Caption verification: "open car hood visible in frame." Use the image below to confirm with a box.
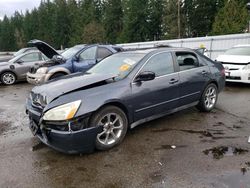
[28,39,59,59]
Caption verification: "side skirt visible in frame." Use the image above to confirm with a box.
[130,101,199,129]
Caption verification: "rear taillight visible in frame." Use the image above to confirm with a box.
[221,68,225,77]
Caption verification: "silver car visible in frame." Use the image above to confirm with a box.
[0,51,48,85]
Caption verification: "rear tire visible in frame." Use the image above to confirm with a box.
[1,72,16,85]
[49,73,66,80]
[89,106,128,151]
[196,83,218,112]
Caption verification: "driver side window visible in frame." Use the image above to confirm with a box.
[79,46,97,61]
[19,53,41,63]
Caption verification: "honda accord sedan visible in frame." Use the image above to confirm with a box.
[26,47,225,154]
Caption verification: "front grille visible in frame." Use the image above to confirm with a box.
[226,76,241,80]
[229,68,239,71]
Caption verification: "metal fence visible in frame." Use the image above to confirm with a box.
[119,33,250,60]
[1,33,250,61]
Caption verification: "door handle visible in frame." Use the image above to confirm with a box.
[201,70,208,75]
[169,78,179,84]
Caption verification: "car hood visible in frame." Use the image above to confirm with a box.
[28,39,59,59]
[216,55,250,64]
[0,62,9,67]
[32,73,116,103]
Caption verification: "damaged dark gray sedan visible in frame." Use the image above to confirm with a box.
[26,47,225,154]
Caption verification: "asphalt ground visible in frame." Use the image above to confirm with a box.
[0,82,249,188]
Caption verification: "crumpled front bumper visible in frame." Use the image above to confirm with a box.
[26,99,102,154]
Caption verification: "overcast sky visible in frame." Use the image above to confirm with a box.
[0,0,41,20]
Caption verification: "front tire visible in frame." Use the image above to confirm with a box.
[197,83,218,112]
[89,106,128,151]
[1,72,16,85]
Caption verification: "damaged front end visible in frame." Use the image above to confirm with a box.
[30,55,66,74]
[26,97,102,154]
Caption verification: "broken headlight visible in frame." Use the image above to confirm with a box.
[43,100,81,121]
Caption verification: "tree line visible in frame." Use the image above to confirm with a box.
[0,0,249,51]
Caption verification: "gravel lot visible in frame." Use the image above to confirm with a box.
[0,82,250,188]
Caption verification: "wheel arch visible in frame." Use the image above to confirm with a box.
[94,101,132,125]
[48,69,70,80]
[0,70,18,80]
[208,80,218,89]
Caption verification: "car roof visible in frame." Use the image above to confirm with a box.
[120,47,195,54]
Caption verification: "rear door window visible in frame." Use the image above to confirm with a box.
[175,52,200,71]
[97,47,113,60]
[141,52,175,77]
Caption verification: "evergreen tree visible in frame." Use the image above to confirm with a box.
[0,16,16,50]
[53,0,71,49]
[23,9,40,43]
[37,0,57,45]
[68,0,83,46]
[212,0,249,35]
[183,0,225,37]
[82,21,105,43]
[148,0,165,41]
[103,0,123,43]
[163,0,185,39]
[121,0,150,42]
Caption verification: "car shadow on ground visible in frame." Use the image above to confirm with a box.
[226,82,249,88]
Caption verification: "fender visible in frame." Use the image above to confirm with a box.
[46,67,71,81]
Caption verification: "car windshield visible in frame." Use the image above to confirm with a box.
[61,46,84,59]
[87,53,146,80]
[225,47,250,56]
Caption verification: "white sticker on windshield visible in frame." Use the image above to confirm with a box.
[123,58,136,65]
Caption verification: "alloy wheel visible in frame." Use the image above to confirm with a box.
[204,86,217,109]
[97,113,124,145]
[2,73,15,85]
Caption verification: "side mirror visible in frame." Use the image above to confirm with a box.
[16,60,24,64]
[73,55,80,62]
[135,71,156,82]
[52,55,65,63]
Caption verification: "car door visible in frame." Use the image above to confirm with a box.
[73,46,97,73]
[14,52,42,79]
[175,51,210,107]
[131,52,180,122]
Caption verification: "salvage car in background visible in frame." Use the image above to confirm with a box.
[27,40,123,85]
[26,47,225,154]
[0,47,38,63]
[216,44,250,83]
[13,47,38,57]
[0,51,48,85]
